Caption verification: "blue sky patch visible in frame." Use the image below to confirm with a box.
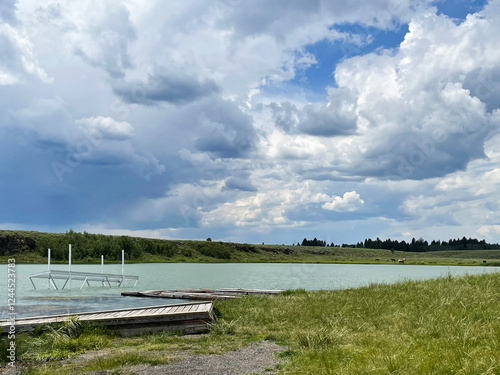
[289,23,409,95]
[434,0,487,21]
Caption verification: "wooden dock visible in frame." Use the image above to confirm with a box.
[0,302,213,337]
[122,288,284,301]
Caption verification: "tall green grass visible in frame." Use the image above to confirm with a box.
[214,273,500,374]
[3,273,499,374]
[0,317,112,365]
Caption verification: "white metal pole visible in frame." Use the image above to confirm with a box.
[122,249,124,276]
[69,244,72,288]
[48,248,51,289]
[101,255,104,273]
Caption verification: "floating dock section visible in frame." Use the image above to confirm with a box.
[0,302,213,337]
[29,269,139,290]
[122,288,284,301]
[29,246,138,289]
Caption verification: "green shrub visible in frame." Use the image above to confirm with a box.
[196,243,231,259]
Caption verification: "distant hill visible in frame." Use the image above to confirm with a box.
[1,229,499,266]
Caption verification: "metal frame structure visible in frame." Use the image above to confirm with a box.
[29,246,139,289]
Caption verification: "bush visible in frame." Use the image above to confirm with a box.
[196,243,231,260]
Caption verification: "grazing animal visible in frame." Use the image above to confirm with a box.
[375,258,380,261]
[483,260,487,263]
[385,259,389,261]
[391,258,396,262]
[398,258,405,264]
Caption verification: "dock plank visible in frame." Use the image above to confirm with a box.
[0,302,213,337]
[122,288,284,301]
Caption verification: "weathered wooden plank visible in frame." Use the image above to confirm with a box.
[122,288,284,301]
[0,302,213,337]
[156,306,173,314]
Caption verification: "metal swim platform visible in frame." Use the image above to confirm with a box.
[29,245,139,289]
[29,269,139,290]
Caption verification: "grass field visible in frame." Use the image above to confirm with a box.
[3,272,499,374]
[2,229,500,266]
[2,241,500,266]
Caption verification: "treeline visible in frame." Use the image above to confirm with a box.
[355,237,500,252]
[34,230,177,261]
[300,238,328,247]
[299,236,500,252]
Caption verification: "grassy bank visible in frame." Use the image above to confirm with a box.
[3,272,499,374]
[2,229,500,266]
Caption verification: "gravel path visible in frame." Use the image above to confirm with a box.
[0,341,286,375]
[125,341,286,375]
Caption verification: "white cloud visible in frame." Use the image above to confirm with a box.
[322,191,364,212]
[0,24,52,84]
[76,116,134,140]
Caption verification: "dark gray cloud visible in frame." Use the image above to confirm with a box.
[224,175,257,192]
[298,87,359,136]
[298,104,358,136]
[463,67,500,113]
[113,70,220,105]
[193,97,257,158]
[269,104,358,136]
[269,102,298,132]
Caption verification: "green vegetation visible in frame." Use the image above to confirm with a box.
[358,236,500,252]
[3,273,499,374]
[1,229,500,266]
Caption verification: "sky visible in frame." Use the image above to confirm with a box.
[2,0,500,246]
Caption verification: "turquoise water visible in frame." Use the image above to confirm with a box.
[1,263,498,318]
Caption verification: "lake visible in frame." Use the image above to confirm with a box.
[1,263,499,318]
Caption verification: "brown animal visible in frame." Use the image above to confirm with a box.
[375,258,380,261]
[398,258,405,264]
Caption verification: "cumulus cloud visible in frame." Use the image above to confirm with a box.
[76,116,134,140]
[260,7,500,181]
[200,179,365,228]
[322,191,364,212]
